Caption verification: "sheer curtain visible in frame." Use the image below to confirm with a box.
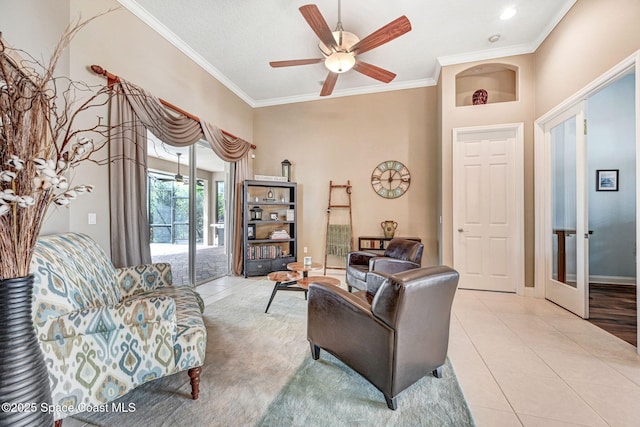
[109,80,252,274]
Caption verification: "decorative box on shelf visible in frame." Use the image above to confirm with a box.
[254,174,288,182]
[358,236,421,251]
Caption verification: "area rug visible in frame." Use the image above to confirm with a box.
[70,279,474,427]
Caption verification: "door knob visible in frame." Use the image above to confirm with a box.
[458,228,464,232]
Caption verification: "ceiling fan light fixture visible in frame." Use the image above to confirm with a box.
[175,152,185,184]
[319,30,360,56]
[325,51,356,73]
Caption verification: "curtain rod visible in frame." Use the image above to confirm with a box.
[90,64,256,149]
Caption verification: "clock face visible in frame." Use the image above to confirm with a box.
[371,160,411,199]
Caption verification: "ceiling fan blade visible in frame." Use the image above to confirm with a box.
[320,72,338,96]
[353,61,396,83]
[269,58,324,68]
[349,15,411,55]
[299,4,338,52]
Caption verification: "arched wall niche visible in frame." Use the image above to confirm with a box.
[455,63,518,106]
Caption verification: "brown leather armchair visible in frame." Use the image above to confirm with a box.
[307,266,459,410]
[345,238,424,292]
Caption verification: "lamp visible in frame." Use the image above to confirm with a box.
[281,159,292,182]
[250,206,263,221]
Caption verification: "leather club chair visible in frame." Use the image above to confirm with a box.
[307,266,459,410]
[345,238,424,292]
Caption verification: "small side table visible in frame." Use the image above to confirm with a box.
[287,261,323,278]
[264,271,303,313]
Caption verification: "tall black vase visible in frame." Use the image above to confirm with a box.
[0,275,53,427]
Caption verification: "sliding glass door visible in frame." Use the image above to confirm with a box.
[147,135,230,285]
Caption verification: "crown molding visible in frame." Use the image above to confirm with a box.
[252,78,436,108]
[117,0,256,107]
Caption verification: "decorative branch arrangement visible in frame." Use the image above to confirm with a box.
[0,16,114,280]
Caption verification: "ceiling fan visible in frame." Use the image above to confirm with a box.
[269,1,411,97]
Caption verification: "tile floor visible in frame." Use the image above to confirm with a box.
[449,288,640,427]
[196,274,640,427]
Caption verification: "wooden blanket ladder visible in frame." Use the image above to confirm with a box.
[323,180,354,275]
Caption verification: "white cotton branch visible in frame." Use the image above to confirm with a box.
[6,155,25,171]
[0,189,17,202]
[0,170,16,182]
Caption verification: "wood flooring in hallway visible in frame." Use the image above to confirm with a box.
[588,283,637,346]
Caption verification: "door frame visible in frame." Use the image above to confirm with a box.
[452,122,525,295]
[534,51,640,349]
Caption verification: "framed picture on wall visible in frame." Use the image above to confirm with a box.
[596,169,619,191]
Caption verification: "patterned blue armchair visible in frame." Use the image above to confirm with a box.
[30,233,206,423]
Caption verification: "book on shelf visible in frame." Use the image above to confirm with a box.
[247,245,282,260]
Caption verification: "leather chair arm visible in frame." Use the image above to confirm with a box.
[365,270,392,296]
[371,257,420,275]
[347,251,376,267]
[308,282,373,314]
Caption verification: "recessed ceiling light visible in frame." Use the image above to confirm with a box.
[488,34,501,43]
[500,7,517,20]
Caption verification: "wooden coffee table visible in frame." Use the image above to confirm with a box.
[264,270,303,313]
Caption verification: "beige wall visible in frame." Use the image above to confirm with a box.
[1,0,253,252]
[35,0,254,252]
[440,55,536,286]
[0,0,71,235]
[254,88,439,267]
[535,0,640,117]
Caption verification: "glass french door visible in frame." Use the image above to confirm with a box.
[546,102,589,318]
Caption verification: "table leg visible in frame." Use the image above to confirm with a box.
[265,281,281,313]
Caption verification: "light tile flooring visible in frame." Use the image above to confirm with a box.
[196,274,640,427]
[449,288,640,427]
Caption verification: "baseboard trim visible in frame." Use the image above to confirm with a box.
[563,274,636,286]
[589,275,636,286]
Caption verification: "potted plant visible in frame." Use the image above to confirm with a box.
[0,17,111,426]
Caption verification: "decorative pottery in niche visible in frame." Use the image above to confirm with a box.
[472,89,488,105]
[381,220,398,239]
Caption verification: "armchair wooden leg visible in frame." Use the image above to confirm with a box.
[310,343,320,360]
[54,420,62,427]
[347,285,353,293]
[432,366,443,378]
[188,366,202,400]
[384,395,398,410]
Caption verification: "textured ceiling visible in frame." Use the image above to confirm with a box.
[119,0,576,107]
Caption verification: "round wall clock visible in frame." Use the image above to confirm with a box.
[371,160,411,199]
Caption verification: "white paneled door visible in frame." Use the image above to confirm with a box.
[453,124,524,293]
